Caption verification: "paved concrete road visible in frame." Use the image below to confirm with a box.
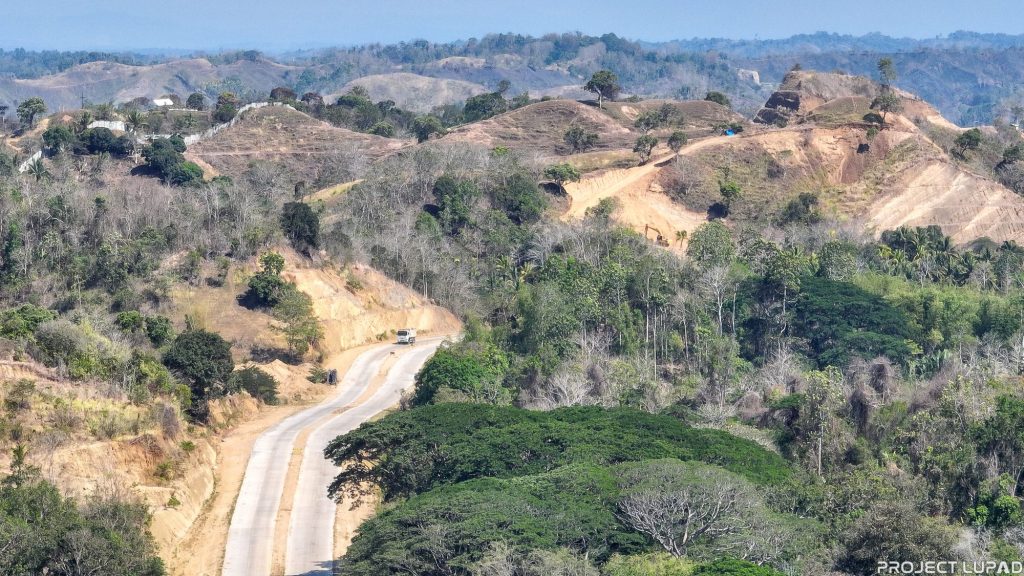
[221,340,440,576]
[285,340,443,576]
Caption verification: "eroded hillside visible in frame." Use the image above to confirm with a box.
[556,70,1024,247]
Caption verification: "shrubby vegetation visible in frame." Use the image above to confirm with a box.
[318,134,1024,574]
[0,449,165,575]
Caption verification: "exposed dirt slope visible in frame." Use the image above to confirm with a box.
[284,260,461,357]
[866,161,1024,242]
[562,139,724,251]
[562,70,1024,246]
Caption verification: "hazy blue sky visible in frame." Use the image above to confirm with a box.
[3,0,1021,51]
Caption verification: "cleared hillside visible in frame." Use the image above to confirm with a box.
[336,72,489,113]
[188,106,410,184]
[554,71,1024,247]
[0,58,302,110]
[443,99,634,154]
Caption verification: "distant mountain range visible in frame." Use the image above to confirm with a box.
[2,31,1023,125]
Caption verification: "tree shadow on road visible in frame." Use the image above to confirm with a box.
[286,560,335,576]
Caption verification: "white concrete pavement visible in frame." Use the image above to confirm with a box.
[284,340,443,576]
[221,339,441,576]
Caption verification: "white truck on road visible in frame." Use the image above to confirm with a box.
[396,328,417,344]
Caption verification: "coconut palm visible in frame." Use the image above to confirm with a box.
[124,109,147,134]
[675,230,688,247]
[26,158,49,182]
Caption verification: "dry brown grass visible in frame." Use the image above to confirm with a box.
[189,106,411,183]
[334,73,489,113]
[443,99,634,155]
[0,58,302,111]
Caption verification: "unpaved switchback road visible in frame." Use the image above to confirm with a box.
[221,339,444,576]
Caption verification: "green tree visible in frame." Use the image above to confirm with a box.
[144,315,173,347]
[272,286,323,358]
[325,404,790,503]
[973,395,1024,496]
[954,127,983,157]
[42,124,77,152]
[163,329,234,420]
[604,553,695,576]
[564,124,599,153]
[877,57,897,86]
[229,366,279,404]
[667,130,688,152]
[185,92,206,111]
[543,163,581,193]
[686,221,735,269]
[367,121,394,137]
[693,559,785,576]
[718,180,742,214]
[634,110,663,133]
[837,501,958,575]
[584,70,620,109]
[412,342,510,405]
[412,115,444,143]
[16,97,46,127]
[280,201,320,252]
[778,192,821,225]
[167,161,203,186]
[704,91,731,108]
[463,91,508,122]
[0,464,166,576]
[243,252,288,307]
[432,175,479,235]
[213,92,239,123]
[142,138,186,180]
[633,134,658,164]
[493,171,547,224]
[870,92,903,124]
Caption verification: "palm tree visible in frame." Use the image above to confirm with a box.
[675,230,688,247]
[26,158,49,182]
[76,111,93,134]
[124,109,147,134]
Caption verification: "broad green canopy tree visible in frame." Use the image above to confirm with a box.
[584,70,620,109]
[16,97,46,127]
[954,127,983,157]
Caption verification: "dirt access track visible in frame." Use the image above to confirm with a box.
[561,135,731,252]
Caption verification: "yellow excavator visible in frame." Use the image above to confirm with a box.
[644,224,671,247]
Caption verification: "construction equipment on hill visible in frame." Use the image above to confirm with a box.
[644,224,671,247]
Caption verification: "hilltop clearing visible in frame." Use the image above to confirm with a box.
[443,99,634,154]
[335,72,489,113]
[187,105,410,184]
[551,70,1024,247]
[443,97,743,158]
